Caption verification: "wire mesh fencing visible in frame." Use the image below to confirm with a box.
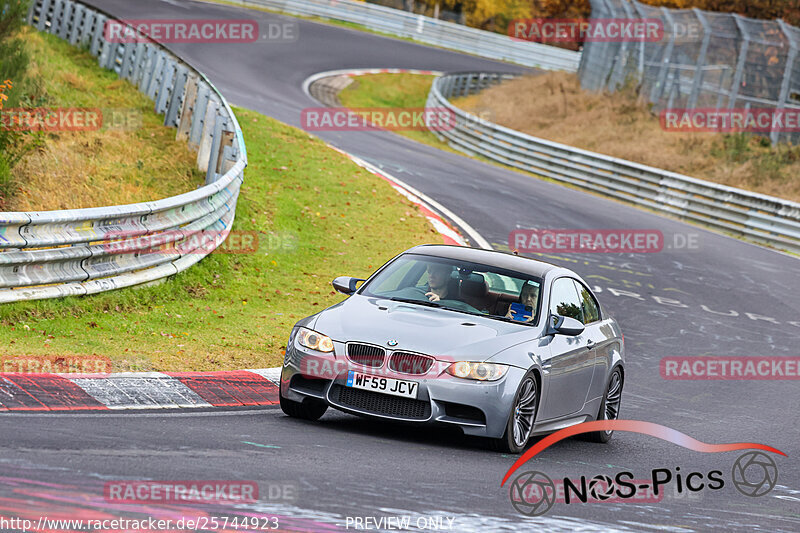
[578,0,800,145]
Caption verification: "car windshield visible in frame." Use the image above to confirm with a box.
[360,253,542,324]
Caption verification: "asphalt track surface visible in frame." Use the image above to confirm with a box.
[3,0,799,531]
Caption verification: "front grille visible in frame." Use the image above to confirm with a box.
[347,343,385,368]
[388,352,434,375]
[331,385,430,420]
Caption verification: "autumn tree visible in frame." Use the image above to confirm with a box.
[526,0,799,26]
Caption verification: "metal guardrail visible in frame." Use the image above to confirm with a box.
[0,0,247,303]
[426,72,800,254]
[224,0,580,72]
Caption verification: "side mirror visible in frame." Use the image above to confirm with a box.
[332,276,365,295]
[548,314,585,336]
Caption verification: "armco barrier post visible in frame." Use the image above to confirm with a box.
[80,11,95,47]
[36,0,51,31]
[165,66,189,128]
[177,75,199,143]
[189,85,212,150]
[69,4,84,45]
[26,0,37,26]
[98,39,113,68]
[90,14,106,56]
[120,41,136,80]
[139,47,159,92]
[205,114,226,184]
[50,0,63,36]
[197,97,219,172]
[155,60,177,115]
[146,52,166,99]
[58,0,73,40]
[131,42,148,84]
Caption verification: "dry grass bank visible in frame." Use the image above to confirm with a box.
[454,72,800,202]
[6,29,200,211]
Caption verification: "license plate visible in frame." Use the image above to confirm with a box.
[346,371,419,399]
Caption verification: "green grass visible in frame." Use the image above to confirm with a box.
[337,73,466,153]
[0,48,445,371]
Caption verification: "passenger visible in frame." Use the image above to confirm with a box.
[425,263,455,302]
[507,282,539,322]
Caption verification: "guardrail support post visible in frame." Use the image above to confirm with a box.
[197,97,219,172]
[155,60,176,115]
[37,0,53,31]
[69,4,85,45]
[146,52,166,99]
[131,42,147,84]
[90,14,106,56]
[58,0,73,40]
[120,40,136,79]
[189,85,211,149]
[165,66,188,127]
[177,75,199,143]
[139,46,158,91]
[205,115,228,184]
[26,0,38,26]
[50,0,64,36]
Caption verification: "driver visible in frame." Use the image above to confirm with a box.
[425,263,454,302]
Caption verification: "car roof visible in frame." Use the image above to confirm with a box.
[405,244,561,278]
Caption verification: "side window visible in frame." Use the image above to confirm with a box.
[549,278,584,323]
[575,281,601,324]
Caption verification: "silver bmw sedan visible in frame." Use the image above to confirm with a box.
[280,245,625,453]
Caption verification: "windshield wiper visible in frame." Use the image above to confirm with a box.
[389,297,442,308]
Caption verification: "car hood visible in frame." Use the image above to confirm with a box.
[311,294,541,360]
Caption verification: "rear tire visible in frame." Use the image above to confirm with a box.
[279,390,328,421]
[587,367,623,443]
[489,371,539,453]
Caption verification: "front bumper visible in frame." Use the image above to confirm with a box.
[280,340,525,438]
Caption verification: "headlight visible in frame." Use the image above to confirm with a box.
[446,362,508,381]
[296,327,334,353]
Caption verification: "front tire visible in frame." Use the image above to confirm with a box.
[490,372,539,453]
[279,390,328,420]
[587,367,623,443]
